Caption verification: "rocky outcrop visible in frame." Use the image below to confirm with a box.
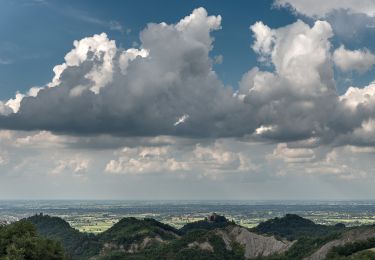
[305,227,375,260]
[99,235,166,255]
[217,226,294,259]
[128,235,165,253]
[188,241,214,252]
[100,242,126,256]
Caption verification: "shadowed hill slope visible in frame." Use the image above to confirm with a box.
[0,219,66,259]
[180,213,232,234]
[27,214,101,259]
[26,214,295,259]
[252,214,346,241]
[28,214,182,259]
[23,213,375,260]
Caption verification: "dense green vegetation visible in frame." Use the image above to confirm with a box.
[100,217,180,244]
[328,250,375,260]
[326,237,375,259]
[26,213,244,259]
[0,220,66,259]
[28,214,184,259]
[252,214,346,241]
[258,233,342,260]
[254,214,347,260]
[99,228,245,260]
[8,213,372,260]
[180,214,231,234]
[27,214,101,259]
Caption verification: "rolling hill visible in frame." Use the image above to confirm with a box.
[0,213,372,259]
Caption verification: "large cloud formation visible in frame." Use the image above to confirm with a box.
[0,8,252,137]
[275,0,375,18]
[1,7,375,147]
[275,0,375,43]
[241,20,337,141]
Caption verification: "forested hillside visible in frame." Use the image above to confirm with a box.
[0,213,374,259]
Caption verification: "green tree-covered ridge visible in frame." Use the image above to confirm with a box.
[0,220,66,259]
[2,213,375,259]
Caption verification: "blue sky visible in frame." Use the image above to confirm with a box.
[1,0,375,199]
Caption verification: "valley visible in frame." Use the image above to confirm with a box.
[2,200,375,233]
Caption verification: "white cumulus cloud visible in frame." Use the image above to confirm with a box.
[333,45,375,73]
[275,0,375,18]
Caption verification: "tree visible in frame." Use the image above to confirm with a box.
[0,220,66,260]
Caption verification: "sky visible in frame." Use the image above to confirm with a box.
[1,0,375,200]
